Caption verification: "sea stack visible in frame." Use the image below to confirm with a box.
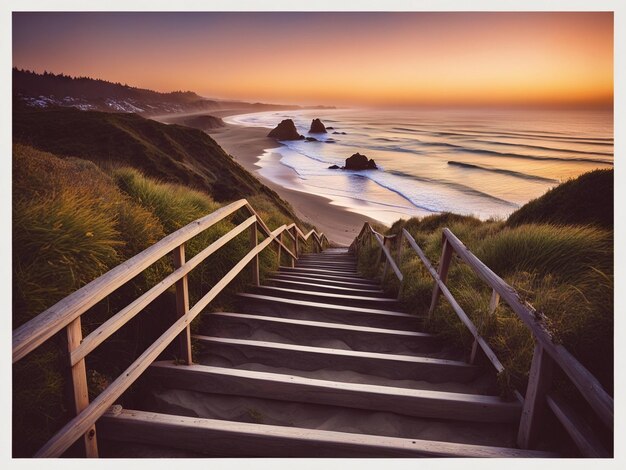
[344,152,377,170]
[309,118,327,133]
[268,119,303,140]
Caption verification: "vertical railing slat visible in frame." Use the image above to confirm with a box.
[518,343,554,448]
[172,244,193,365]
[428,238,453,317]
[66,318,98,457]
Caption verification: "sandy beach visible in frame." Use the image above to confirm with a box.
[153,108,378,246]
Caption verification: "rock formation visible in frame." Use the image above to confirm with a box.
[328,153,378,171]
[268,119,303,140]
[344,153,377,170]
[305,136,318,142]
[309,118,327,133]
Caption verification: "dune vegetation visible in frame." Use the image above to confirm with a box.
[356,169,613,400]
[12,144,312,456]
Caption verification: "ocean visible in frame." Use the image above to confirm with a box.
[225,108,613,225]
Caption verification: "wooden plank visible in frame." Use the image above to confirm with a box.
[428,238,452,317]
[517,344,554,449]
[66,318,98,457]
[546,393,611,458]
[250,285,398,304]
[441,228,613,429]
[267,278,385,296]
[207,312,433,339]
[172,244,192,365]
[194,335,479,382]
[34,232,277,457]
[372,232,403,282]
[270,273,379,289]
[70,215,256,366]
[98,408,557,458]
[237,293,414,318]
[148,362,521,424]
[13,198,249,363]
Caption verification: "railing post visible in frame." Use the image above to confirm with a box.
[517,343,554,449]
[381,237,390,280]
[470,289,500,364]
[396,233,405,300]
[292,226,299,259]
[66,318,98,457]
[249,221,260,286]
[277,231,284,265]
[173,244,193,365]
[428,236,453,318]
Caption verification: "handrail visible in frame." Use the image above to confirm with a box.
[350,221,613,457]
[13,198,327,457]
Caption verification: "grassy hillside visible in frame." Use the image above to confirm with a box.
[507,169,613,228]
[357,169,613,399]
[12,143,313,456]
[13,106,299,213]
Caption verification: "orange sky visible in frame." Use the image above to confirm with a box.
[12,12,613,108]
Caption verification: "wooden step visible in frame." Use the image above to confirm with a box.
[295,261,357,268]
[236,293,421,330]
[288,265,358,275]
[203,312,439,355]
[147,362,521,424]
[266,277,385,297]
[98,408,557,458]
[277,268,378,285]
[249,285,399,309]
[193,335,477,383]
[270,273,381,289]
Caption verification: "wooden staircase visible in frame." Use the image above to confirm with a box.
[13,199,612,458]
[96,248,555,457]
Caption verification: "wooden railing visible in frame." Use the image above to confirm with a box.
[12,199,327,458]
[350,223,613,457]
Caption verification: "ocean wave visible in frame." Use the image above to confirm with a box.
[447,161,558,183]
[384,170,518,207]
[464,139,614,157]
[391,126,613,145]
[417,141,613,164]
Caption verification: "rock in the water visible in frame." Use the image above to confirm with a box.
[268,119,303,140]
[326,138,336,143]
[309,118,327,133]
[305,136,318,142]
[328,164,340,169]
[344,153,377,170]
[326,126,335,130]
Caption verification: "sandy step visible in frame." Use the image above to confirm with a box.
[146,362,521,424]
[295,260,357,268]
[248,285,399,309]
[270,273,381,289]
[277,268,379,285]
[144,388,517,448]
[98,408,555,458]
[236,293,421,330]
[202,312,439,355]
[193,335,478,383]
[287,265,359,275]
[265,277,386,297]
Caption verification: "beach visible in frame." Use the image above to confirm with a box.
[153,106,613,246]
[154,108,379,246]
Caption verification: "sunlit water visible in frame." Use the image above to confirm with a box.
[225,108,613,226]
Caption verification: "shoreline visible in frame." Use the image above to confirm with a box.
[153,108,380,246]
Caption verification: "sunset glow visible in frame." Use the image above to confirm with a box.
[13,12,613,108]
